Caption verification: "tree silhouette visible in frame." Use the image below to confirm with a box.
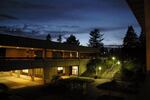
[139,30,146,49]
[123,26,139,48]
[139,30,146,66]
[88,29,104,54]
[122,26,139,59]
[57,34,62,43]
[46,34,51,41]
[65,34,80,46]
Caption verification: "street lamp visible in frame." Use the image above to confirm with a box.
[117,61,121,65]
[112,57,116,60]
[98,66,102,71]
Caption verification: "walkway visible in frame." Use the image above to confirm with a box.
[0,75,43,89]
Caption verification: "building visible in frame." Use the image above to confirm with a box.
[0,33,99,84]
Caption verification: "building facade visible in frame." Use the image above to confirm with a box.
[0,34,99,83]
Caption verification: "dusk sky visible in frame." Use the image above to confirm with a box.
[0,0,141,46]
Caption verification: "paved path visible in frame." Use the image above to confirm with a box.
[0,75,43,89]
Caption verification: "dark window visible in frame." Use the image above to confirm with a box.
[0,48,6,58]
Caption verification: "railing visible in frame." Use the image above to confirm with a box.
[0,56,94,60]
[0,57,81,71]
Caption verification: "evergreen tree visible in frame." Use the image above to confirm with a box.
[139,30,146,67]
[65,34,80,46]
[139,30,146,48]
[89,29,104,49]
[122,26,139,59]
[46,34,51,41]
[57,34,62,43]
[123,26,139,48]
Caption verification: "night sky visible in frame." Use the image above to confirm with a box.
[0,0,141,46]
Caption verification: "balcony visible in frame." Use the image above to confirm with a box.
[0,57,80,71]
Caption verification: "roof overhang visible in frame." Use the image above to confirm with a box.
[126,0,145,31]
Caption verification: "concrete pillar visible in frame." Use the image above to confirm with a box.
[29,69,35,81]
[17,70,20,78]
[144,0,150,72]
[70,52,72,58]
[9,71,13,76]
[43,67,57,84]
[43,67,50,84]
[76,52,79,58]
[31,69,35,81]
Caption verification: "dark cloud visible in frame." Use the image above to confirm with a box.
[0,14,18,20]
[0,0,141,45]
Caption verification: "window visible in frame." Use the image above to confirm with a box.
[57,67,64,74]
[72,66,78,75]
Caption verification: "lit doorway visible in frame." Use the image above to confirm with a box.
[72,66,78,76]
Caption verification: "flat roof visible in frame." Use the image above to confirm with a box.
[0,33,99,53]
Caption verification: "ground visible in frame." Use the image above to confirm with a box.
[0,75,43,89]
[1,76,150,100]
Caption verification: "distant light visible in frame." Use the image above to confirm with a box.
[31,48,34,50]
[57,67,63,71]
[0,45,2,48]
[112,57,115,60]
[22,69,29,73]
[72,66,78,70]
[16,47,19,49]
[98,66,102,70]
[117,61,121,65]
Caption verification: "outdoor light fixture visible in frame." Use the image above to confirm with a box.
[57,67,63,71]
[112,57,116,60]
[117,61,121,65]
[98,66,102,70]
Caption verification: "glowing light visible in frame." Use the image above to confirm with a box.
[112,57,116,60]
[98,66,102,70]
[117,61,121,65]
[72,66,78,70]
[16,47,20,49]
[57,67,63,71]
[22,69,29,73]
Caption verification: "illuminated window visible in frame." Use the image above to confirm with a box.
[22,69,29,73]
[72,66,78,75]
[57,67,64,74]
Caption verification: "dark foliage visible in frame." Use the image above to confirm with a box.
[64,34,80,46]
[122,26,139,59]
[88,29,104,54]
[46,34,51,41]
[57,34,62,43]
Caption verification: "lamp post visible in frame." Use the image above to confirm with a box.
[117,61,121,65]
[112,57,116,65]
[98,66,102,77]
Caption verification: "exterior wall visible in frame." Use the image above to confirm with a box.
[63,52,71,58]
[78,59,90,75]
[43,67,58,83]
[6,48,27,57]
[144,0,150,71]
[46,50,53,58]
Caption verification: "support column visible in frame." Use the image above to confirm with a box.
[17,70,20,78]
[31,69,35,81]
[144,0,150,72]
[43,67,57,84]
[43,67,51,84]
[9,71,13,76]
[29,69,35,81]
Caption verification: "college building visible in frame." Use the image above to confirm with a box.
[0,34,99,84]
